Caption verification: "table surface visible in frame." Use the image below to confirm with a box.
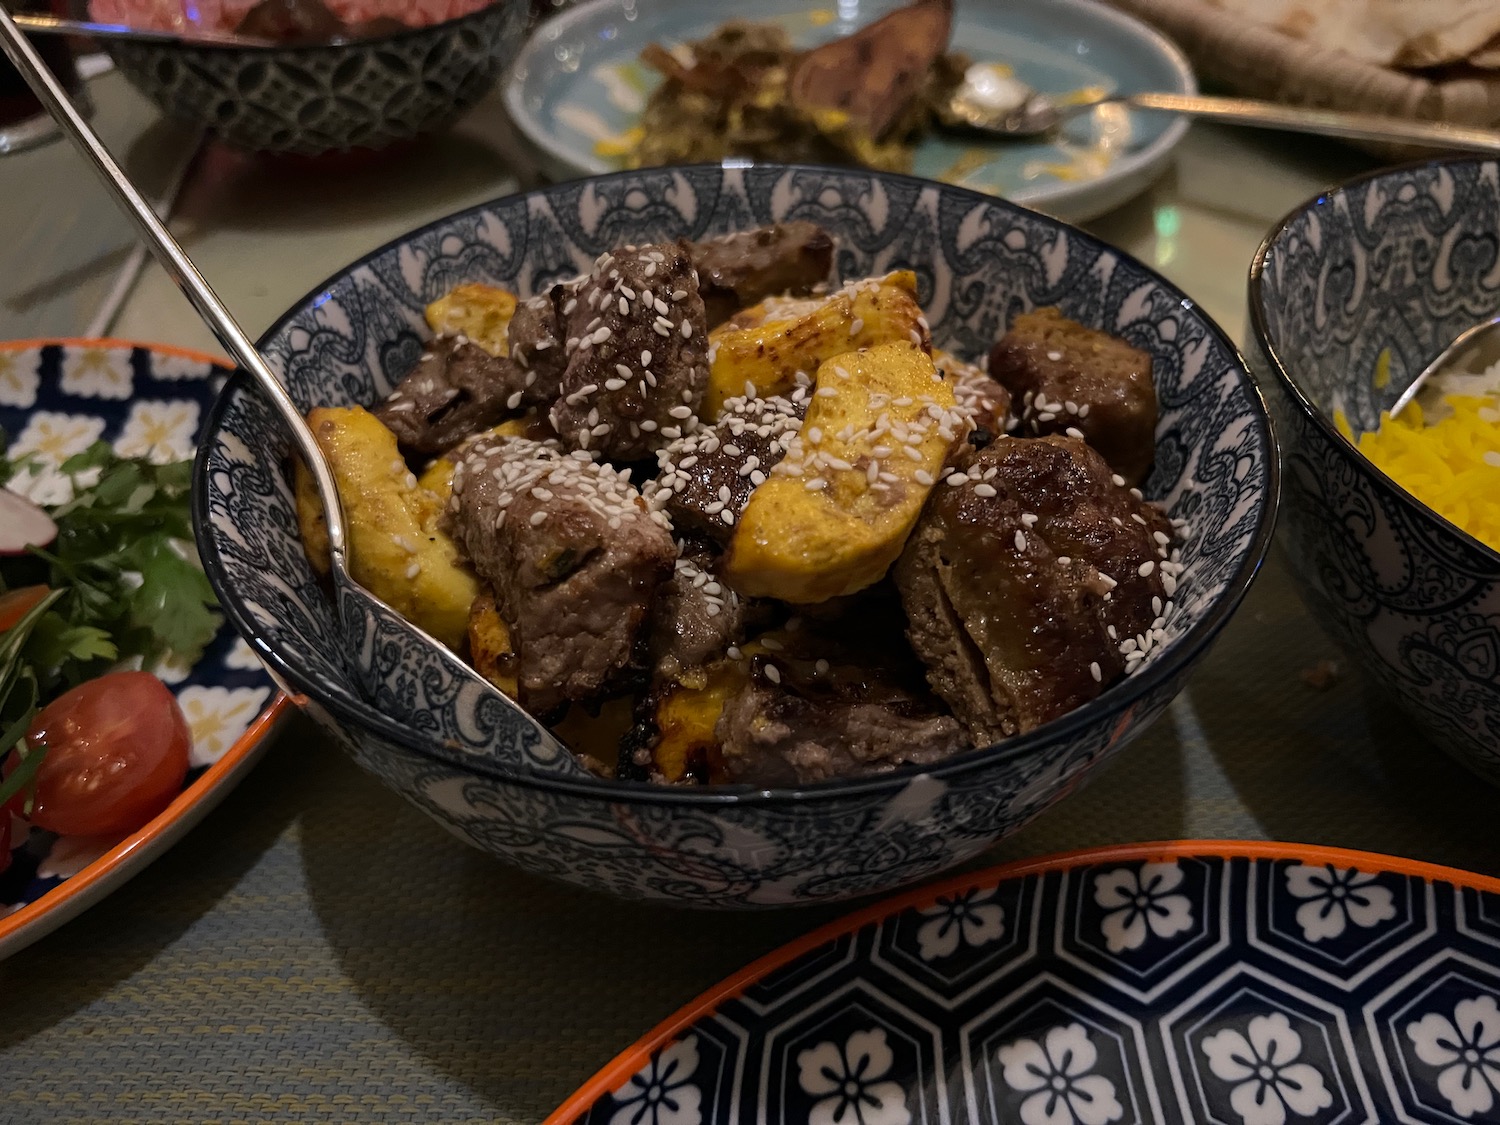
[3,64,1500,1125]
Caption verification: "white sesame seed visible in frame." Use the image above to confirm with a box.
[764,663,782,684]
[681,321,693,339]
[805,477,828,491]
[1015,530,1027,551]
[974,483,997,498]
[1090,661,1102,683]
[1111,474,1126,487]
[405,562,422,579]
[530,510,548,527]
[1139,560,1155,577]
[507,391,524,410]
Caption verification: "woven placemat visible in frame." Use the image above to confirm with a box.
[1108,0,1500,158]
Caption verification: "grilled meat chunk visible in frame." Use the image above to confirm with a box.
[648,550,764,684]
[649,392,805,546]
[506,291,571,407]
[715,602,967,785]
[447,435,676,714]
[549,244,711,461]
[988,307,1157,486]
[687,222,834,328]
[374,337,522,456]
[895,435,1175,745]
[789,0,954,139]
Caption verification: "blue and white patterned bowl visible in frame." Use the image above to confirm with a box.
[194,164,1277,906]
[1249,158,1500,785]
[552,841,1500,1124]
[103,0,529,154]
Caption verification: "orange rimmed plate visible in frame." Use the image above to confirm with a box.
[0,338,286,960]
[550,840,1500,1125]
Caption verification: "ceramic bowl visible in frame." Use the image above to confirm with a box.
[195,164,1276,907]
[1248,157,1500,785]
[98,0,528,154]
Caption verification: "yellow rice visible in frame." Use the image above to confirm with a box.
[1339,393,1500,552]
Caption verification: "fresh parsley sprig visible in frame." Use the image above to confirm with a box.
[2,442,220,695]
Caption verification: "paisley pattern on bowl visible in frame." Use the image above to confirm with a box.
[102,0,528,154]
[0,340,280,959]
[195,163,1275,906]
[1249,158,1500,782]
[546,843,1500,1125]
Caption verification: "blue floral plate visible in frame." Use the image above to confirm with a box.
[0,339,284,961]
[549,841,1500,1124]
[504,0,1195,223]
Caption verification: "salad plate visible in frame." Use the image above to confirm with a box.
[0,338,285,961]
[505,0,1195,223]
[548,840,1500,1124]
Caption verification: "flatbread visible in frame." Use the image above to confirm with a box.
[1203,0,1500,69]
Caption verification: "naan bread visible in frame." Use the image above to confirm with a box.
[1204,0,1500,69]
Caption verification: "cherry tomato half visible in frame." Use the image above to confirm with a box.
[0,585,49,634]
[21,671,191,837]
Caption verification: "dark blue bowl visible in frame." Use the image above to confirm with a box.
[195,164,1276,906]
[1249,157,1500,784]
[104,0,528,154]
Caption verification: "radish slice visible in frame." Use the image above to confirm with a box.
[0,489,58,555]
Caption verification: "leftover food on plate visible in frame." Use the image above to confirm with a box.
[1341,359,1500,552]
[295,221,1186,786]
[624,0,971,173]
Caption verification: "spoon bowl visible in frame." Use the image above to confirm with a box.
[943,63,1500,152]
[1388,312,1500,419]
[0,7,581,778]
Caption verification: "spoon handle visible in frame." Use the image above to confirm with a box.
[12,12,275,48]
[0,6,348,560]
[1123,92,1500,153]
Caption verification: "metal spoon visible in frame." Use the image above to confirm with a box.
[12,12,275,48]
[0,6,582,777]
[942,63,1500,153]
[1388,313,1500,419]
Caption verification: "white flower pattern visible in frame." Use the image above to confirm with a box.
[114,399,200,464]
[610,1036,702,1125]
[0,347,40,407]
[59,347,133,400]
[6,412,108,505]
[997,1022,1124,1125]
[225,637,266,671]
[1093,861,1195,953]
[177,686,275,767]
[1406,994,1500,1119]
[1201,1013,1333,1125]
[1284,864,1396,942]
[915,887,1005,960]
[797,1029,911,1125]
[150,353,218,381]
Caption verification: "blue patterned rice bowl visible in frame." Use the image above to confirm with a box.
[1249,157,1500,785]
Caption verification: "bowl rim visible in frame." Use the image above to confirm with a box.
[94,0,517,53]
[1247,152,1500,570]
[194,159,1280,807]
